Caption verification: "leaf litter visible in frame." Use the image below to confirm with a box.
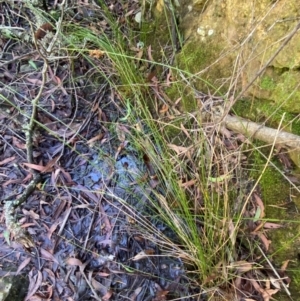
[0,0,293,300]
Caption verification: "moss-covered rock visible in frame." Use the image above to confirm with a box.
[0,274,29,301]
[176,0,300,115]
[248,145,300,300]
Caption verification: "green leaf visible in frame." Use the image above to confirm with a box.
[120,99,131,121]
[253,207,261,222]
[28,60,38,71]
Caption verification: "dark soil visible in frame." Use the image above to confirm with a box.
[0,1,204,300]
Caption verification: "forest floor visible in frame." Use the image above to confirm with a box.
[0,1,293,301]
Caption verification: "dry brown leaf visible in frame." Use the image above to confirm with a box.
[3,178,22,186]
[87,132,105,145]
[234,276,242,290]
[23,162,46,172]
[52,168,60,182]
[166,69,173,86]
[125,9,134,17]
[159,104,169,114]
[60,168,74,184]
[34,23,54,39]
[66,257,84,266]
[145,249,155,255]
[102,290,113,301]
[263,222,283,229]
[16,257,31,275]
[252,232,271,251]
[249,278,263,294]
[40,248,59,264]
[97,272,110,277]
[150,177,160,188]
[73,204,91,209]
[0,156,15,166]
[228,219,236,246]
[91,278,107,292]
[252,222,264,233]
[26,77,43,85]
[220,126,232,138]
[22,209,39,220]
[130,287,143,301]
[133,235,145,242]
[20,222,36,229]
[25,270,43,301]
[135,48,143,59]
[55,123,82,138]
[180,179,197,188]
[147,45,154,62]
[154,289,169,301]
[13,136,26,149]
[22,173,33,183]
[115,142,127,159]
[269,276,281,289]
[132,251,148,261]
[66,257,87,273]
[99,239,113,246]
[27,296,47,301]
[228,261,254,274]
[281,260,290,272]
[89,49,105,59]
[261,288,279,301]
[44,268,55,286]
[147,71,157,82]
[116,124,126,142]
[40,156,60,173]
[167,144,193,155]
[47,220,60,239]
[180,123,192,139]
[253,192,265,219]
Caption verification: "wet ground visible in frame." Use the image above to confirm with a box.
[0,58,200,300]
[0,1,203,299]
[0,1,298,301]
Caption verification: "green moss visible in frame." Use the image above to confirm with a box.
[249,145,288,208]
[271,71,300,113]
[177,41,211,74]
[233,98,300,167]
[260,75,276,90]
[266,192,300,300]
[245,139,300,300]
[232,98,300,136]
[176,41,226,93]
[162,115,194,144]
[261,168,289,218]
[257,70,300,114]
[165,82,197,112]
[269,226,300,300]
[140,7,174,63]
[176,36,232,95]
[163,39,231,110]
[141,7,234,110]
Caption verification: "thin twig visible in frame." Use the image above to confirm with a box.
[0,50,38,67]
[3,0,67,246]
[256,244,293,300]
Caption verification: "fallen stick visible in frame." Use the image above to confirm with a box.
[223,114,300,150]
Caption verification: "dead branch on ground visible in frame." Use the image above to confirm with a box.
[223,114,300,150]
